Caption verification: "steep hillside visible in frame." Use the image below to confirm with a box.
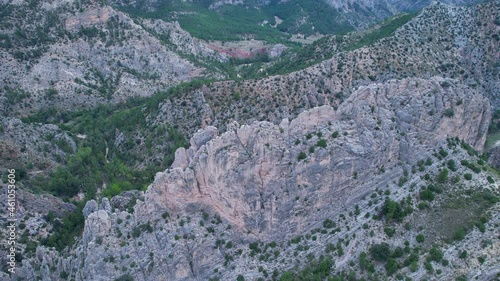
[6,77,498,281]
[0,0,222,117]
[107,0,490,39]
[322,0,489,28]
[0,1,498,281]
[120,1,498,167]
[14,1,497,187]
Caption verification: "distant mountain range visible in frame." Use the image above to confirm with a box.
[107,0,490,38]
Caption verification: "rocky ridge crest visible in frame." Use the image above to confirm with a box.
[8,77,497,281]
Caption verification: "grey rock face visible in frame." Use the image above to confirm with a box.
[0,116,77,175]
[487,146,500,169]
[267,44,287,59]
[189,126,219,151]
[5,77,496,281]
[99,198,112,212]
[138,77,490,241]
[110,190,143,211]
[82,200,98,218]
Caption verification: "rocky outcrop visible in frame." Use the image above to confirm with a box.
[139,20,230,62]
[0,116,76,174]
[209,0,244,10]
[4,77,496,281]
[322,0,489,27]
[137,77,490,241]
[267,43,287,58]
[488,146,500,169]
[0,0,216,116]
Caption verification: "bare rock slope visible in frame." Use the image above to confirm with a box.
[140,77,489,241]
[0,0,221,116]
[10,77,498,281]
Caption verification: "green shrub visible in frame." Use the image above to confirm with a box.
[416,234,425,243]
[437,168,449,183]
[369,243,391,262]
[381,198,408,221]
[409,261,418,272]
[418,202,428,209]
[316,139,327,148]
[453,228,466,241]
[323,219,335,229]
[59,271,69,279]
[429,247,443,262]
[162,211,170,219]
[459,250,467,259]
[443,108,454,117]
[385,258,398,275]
[384,227,396,238]
[115,274,134,281]
[424,261,434,273]
[298,152,307,161]
[42,206,85,252]
[439,148,449,158]
[419,189,435,201]
[447,160,457,171]
[359,252,369,271]
[279,272,293,281]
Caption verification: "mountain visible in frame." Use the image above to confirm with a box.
[140,0,498,143]
[0,0,226,117]
[0,1,499,281]
[7,77,498,281]
[2,0,495,118]
[106,0,490,39]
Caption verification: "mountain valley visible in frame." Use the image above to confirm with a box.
[0,0,499,280]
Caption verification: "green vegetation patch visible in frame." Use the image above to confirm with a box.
[413,188,498,245]
[120,0,353,42]
[346,13,417,51]
[19,82,208,252]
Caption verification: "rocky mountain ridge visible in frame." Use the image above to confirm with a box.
[0,0,225,116]
[5,76,498,281]
[322,0,489,27]
[0,1,498,281]
[121,1,497,169]
[140,77,490,241]
[107,0,491,33]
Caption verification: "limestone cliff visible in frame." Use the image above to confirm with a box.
[8,77,497,281]
[137,77,490,241]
